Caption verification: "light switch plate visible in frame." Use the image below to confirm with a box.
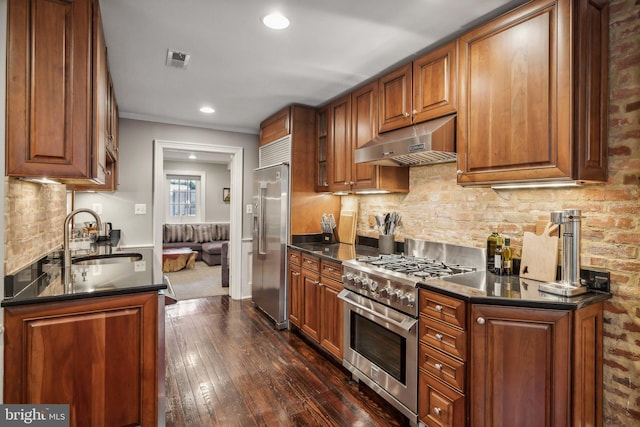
[246,204,253,214]
[134,204,146,215]
[92,203,103,215]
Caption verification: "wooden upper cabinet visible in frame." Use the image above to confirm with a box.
[413,41,458,124]
[457,0,608,185]
[259,106,291,146]
[379,40,458,133]
[378,63,413,132]
[6,0,106,183]
[327,95,352,192]
[315,106,329,191]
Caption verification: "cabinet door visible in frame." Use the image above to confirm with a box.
[4,293,159,427]
[316,106,329,191]
[301,268,321,342]
[350,82,378,190]
[327,95,352,192]
[92,1,108,185]
[413,41,457,123]
[470,304,571,427]
[458,0,570,185]
[6,0,98,181]
[320,277,343,359]
[259,106,291,145]
[378,63,413,132]
[288,262,303,327]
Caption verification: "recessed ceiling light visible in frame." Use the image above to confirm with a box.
[263,12,290,30]
[188,154,197,160]
[200,106,215,114]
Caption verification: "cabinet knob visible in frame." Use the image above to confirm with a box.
[313,280,320,285]
[477,317,486,325]
[434,363,443,371]
[292,271,300,276]
[434,333,443,341]
[412,109,418,115]
[435,304,443,312]
[434,407,442,416]
[403,112,410,117]
[456,169,463,176]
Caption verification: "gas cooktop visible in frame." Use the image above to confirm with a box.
[354,254,476,279]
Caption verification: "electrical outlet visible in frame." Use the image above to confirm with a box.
[92,203,103,214]
[246,204,253,214]
[134,204,146,215]
[134,260,146,272]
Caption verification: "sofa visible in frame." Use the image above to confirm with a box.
[163,223,230,286]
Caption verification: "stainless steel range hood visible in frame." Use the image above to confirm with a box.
[354,114,456,166]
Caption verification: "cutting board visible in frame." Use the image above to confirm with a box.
[337,210,357,244]
[519,221,560,282]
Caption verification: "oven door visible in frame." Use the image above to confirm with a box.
[337,289,418,419]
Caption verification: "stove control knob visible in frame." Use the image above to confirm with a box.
[390,289,403,302]
[368,280,379,292]
[380,286,392,298]
[353,276,363,288]
[361,278,371,290]
[401,294,415,306]
[342,273,354,286]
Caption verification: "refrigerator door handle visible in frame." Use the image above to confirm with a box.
[258,184,267,255]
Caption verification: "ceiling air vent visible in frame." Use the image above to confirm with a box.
[166,49,191,68]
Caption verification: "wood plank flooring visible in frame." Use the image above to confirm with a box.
[165,296,409,426]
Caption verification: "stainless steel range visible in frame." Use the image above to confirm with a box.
[338,239,485,425]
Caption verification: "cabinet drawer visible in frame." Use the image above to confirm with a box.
[301,254,320,272]
[419,343,465,392]
[321,260,343,282]
[288,249,301,266]
[420,316,466,361]
[419,374,465,427]
[419,290,466,329]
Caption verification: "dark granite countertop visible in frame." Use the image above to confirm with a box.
[2,246,166,307]
[290,241,609,310]
[419,271,610,310]
[289,242,380,262]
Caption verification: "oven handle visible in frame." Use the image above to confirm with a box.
[338,289,417,333]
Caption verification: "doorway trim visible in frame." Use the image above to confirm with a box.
[153,139,244,300]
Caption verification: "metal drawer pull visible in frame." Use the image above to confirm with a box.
[435,304,443,312]
[435,333,443,341]
[477,317,486,325]
[434,363,443,371]
[434,407,442,416]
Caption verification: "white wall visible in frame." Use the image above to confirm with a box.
[163,160,231,223]
[74,118,259,247]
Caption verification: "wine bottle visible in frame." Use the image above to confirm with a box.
[487,231,499,272]
[502,238,513,275]
[494,235,504,275]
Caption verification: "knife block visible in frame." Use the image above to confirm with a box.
[322,232,334,244]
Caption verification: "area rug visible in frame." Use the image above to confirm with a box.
[164,261,228,301]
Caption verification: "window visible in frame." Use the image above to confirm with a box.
[165,171,206,223]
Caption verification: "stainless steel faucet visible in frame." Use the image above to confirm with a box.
[63,208,102,283]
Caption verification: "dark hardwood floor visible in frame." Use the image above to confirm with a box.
[165,296,409,426]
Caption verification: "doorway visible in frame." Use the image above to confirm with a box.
[152,139,243,299]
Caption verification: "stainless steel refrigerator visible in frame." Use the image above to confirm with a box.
[251,163,289,329]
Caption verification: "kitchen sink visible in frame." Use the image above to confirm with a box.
[72,253,143,266]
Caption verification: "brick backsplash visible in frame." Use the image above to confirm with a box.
[351,1,640,424]
[4,178,67,275]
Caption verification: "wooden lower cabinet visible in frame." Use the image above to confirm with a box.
[319,259,344,359]
[418,289,604,427]
[287,249,303,327]
[4,292,161,427]
[301,267,321,341]
[288,251,344,359]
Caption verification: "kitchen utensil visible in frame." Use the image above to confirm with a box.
[519,221,560,282]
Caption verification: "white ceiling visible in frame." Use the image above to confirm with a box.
[100,0,528,135]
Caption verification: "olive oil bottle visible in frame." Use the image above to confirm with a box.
[494,235,504,275]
